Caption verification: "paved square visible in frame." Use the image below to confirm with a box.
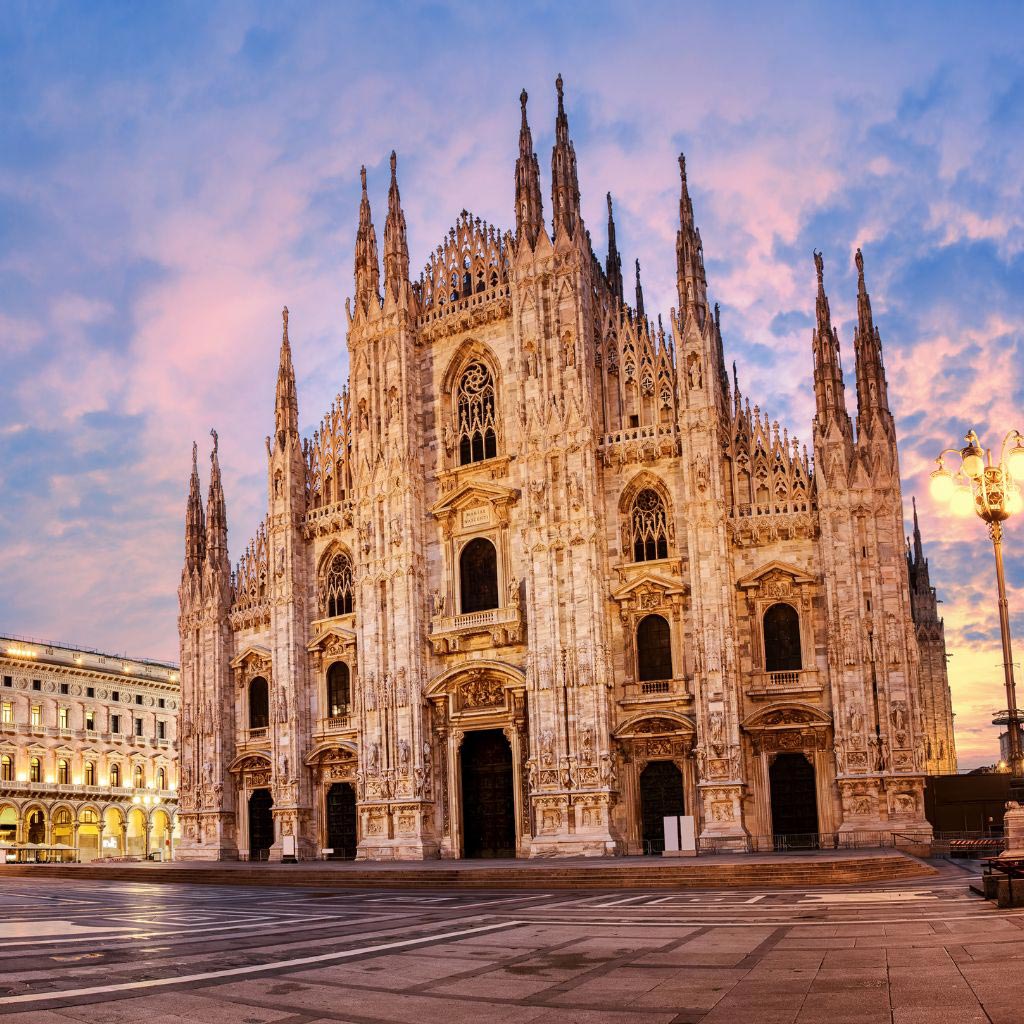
[0,867,1020,1023]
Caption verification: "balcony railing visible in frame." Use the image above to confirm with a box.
[429,603,524,653]
[621,677,691,703]
[246,727,269,741]
[746,669,821,697]
[318,713,353,734]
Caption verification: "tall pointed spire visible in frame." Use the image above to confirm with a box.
[911,495,925,566]
[205,428,228,574]
[675,152,708,328]
[605,192,622,301]
[184,440,206,575]
[383,151,409,296]
[634,259,645,322]
[852,247,892,430]
[811,250,851,439]
[550,74,581,239]
[514,89,544,247]
[274,306,299,444]
[354,165,380,313]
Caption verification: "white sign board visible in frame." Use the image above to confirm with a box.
[282,835,296,859]
[662,815,697,857]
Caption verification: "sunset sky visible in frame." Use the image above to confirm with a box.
[1,3,1022,767]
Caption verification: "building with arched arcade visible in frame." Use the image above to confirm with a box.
[0,635,179,860]
[177,79,955,862]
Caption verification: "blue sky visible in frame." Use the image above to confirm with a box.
[1,2,1022,765]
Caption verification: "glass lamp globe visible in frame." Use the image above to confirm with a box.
[1006,440,1024,481]
[1008,486,1024,516]
[950,487,975,517]
[961,439,985,479]
[930,467,955,502]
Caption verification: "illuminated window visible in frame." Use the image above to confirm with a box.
[57,758,69,785]
[157,767,166,790]
[0,755,11,781]
[110,763,120,787]
[29,756,41,782]
[133,764,144,789]
[31,706,41,727]
[58,707,69,729]
[1,702,12,723]
[85,710,95,731]
[84,761,95,786]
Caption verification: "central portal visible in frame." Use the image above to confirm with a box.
[769,752,819,841]
[460,729,515,858]
[248,788,274,860]
[325,782,357,859]
[639,760,685,854]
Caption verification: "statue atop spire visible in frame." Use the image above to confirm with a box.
[205,428,228,576]
[383,150,409,296]
[605,192,622,301]
[810,250,852,443]
[354,165,380,312]
[514,89,544,247]
[183,439,205,576]
[853,247,891,432]
[550,74,581,239]
[274,305,299,443]
[634,258,645,322]
[675,151,708,327]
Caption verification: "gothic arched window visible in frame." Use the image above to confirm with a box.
[636,615,673,681]
[321,553,354,618]
[630,488,669,562]
[763,603,802,672]
[460,537,499,614]
[327,662,351,717]
[456,361,497,465]
[249,676,269,729]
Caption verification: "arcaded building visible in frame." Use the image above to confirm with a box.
[177,78,955,862]
[0,634,180,859]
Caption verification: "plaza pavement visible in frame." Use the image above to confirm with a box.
[0,859,1019,1023]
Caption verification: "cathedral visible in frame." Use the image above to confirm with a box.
[176,77,956,862]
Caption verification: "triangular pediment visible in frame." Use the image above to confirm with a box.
[229,644,272,670]
[610,571,688,603]
[430,479,519,518]
[736,560,816,590]
[306,624,357,653]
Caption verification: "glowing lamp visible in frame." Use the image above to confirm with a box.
[930,467,955,502]
[961,433,985,479]
[1007,437,1024,480]
[950,487,975,517]
[1009,486,1024,517]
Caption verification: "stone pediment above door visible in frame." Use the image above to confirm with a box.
[430,480,519,535]
[735,560,816,597]
[610,571,688,618]
[229,644,272,685]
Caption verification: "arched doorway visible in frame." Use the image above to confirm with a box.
[151,809,172,861]
[248,788,274,860]
[325,783,357,859]
[26,808,46,845]
[639,761,684,854]
[126,807,148,857]
[460,730,515,858]
[769,752,818,843]
[102,808,124,857]
[0,805,17,844]
[78,808,100,862]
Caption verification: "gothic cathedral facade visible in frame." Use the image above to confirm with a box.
[177,78,956,861]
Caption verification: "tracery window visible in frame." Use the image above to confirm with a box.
[456,361,497,465]
[460,537,499,614]
[321,553,354,618]
[636,615,673,681]
[249,677,269,730]
[630,488,669,562]
[763,603,802,672]
[327,662,351,716]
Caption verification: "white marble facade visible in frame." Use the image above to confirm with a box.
[176,79,955,862]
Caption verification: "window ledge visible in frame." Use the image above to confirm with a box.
[429,603,524,654]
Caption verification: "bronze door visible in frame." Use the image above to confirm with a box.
[769,752,819,845]
[461,729,515,858]
[639,760,685,854]
[248,788,274,860]
[326,782,357,859]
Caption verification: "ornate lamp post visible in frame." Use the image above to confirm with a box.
[930,429,1024,797]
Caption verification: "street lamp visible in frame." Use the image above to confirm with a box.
[931,429,1024,795]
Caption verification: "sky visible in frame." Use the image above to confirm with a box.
[1,2,1022,768]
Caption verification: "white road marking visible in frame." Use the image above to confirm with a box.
[0,918,525,1007]
[799,891,940,904]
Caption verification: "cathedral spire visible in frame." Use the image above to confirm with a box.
[605,192,623,302]
[852,247,892,431]
[274,306,299,444]
[811,250,851,440]
[675,152,708,328]
[514,89,544,247]
[383,151,409,297]
[184,440,205,575]
[205,428,229,575]
[634,258,645,322]
[550,74,581,239]
[911,495,925,566]
[354,165,380,313]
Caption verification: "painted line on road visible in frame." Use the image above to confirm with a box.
[0,918,525,1007]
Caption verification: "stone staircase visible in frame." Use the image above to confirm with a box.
[0,852,936,890]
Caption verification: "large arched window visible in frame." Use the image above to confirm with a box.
[133,764,145,789]
[637,615,673,681]
[321,553,354,618]
[29,756,41,783]
[83,761,94,786]
[157,767,166,790]
[764,603,802,672]
[57,758,69,785]
[249,676,269,729]
[327,662,351,716]
[456,361,497,465]
[630,488,669,562]
[460,537,499,613]
[0,755,11,781]
[109,762,120,787]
